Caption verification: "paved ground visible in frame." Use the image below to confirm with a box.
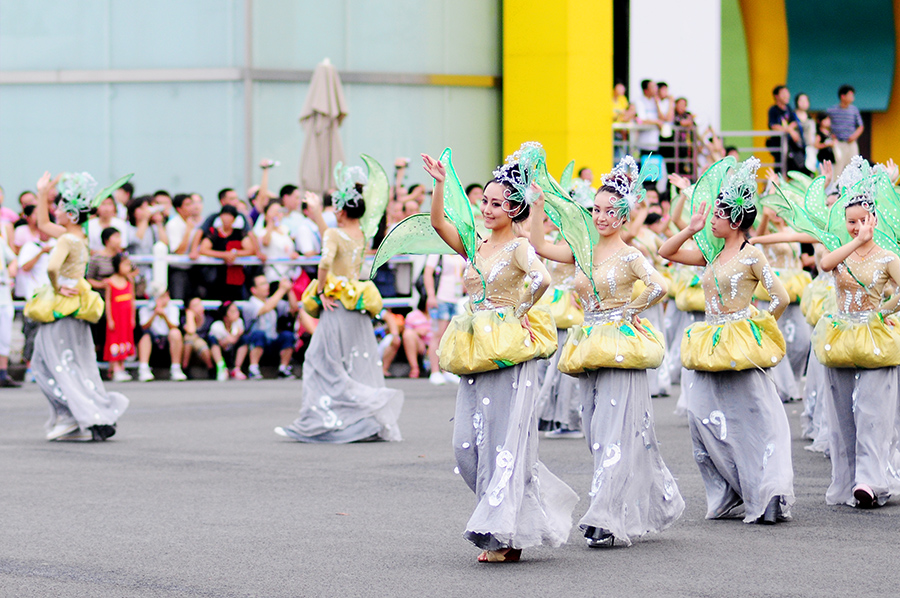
[1,377,898,597]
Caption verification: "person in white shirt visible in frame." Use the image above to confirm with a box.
[257,200,300,282]
[0,240,19,386]
[136,284,187,382]
[236,275,296,380]
[634,79,661,154]
[209,300,248,380]
[254,185,320,255]
[87,196,129,253]
[16,233,53,383]
[165,194,199,300]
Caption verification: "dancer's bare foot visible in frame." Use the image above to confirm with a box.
[477,548,521,563]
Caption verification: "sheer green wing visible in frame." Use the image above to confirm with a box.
[690,157,735,262]
[874,171,900,246]
[91,173,134,209]
[360,154,390,240]
[559,161,575,191]
[439,148,477,262]
[760,187,841,251]
[802,176,829,230]
[787,170,813,191]
[368,214,456,277]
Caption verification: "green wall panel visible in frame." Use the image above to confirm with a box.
[720,0,753,137]
[786,0,895,111]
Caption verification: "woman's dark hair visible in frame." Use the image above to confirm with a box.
[111,251,129,273]
[264,198,284,226]
[407,183,423,195]
[219,204,239,218]
[23,204,35,217]
[484,179,531,223]
[464,183,483,196]
[126,195,152,226]
[101,226,120,247]
[341,184,366,219]
[217,300,234,321]
[645,212,662,226]
[794,92,808,109]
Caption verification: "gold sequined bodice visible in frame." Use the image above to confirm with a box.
[546,259,577,290]
[319,228,364,281]
[834,247,900,314]
[464,238,550,317]
[702,244,788,318]
[48,233,90,289]
[762,240,802,270]
[572,246,666,314]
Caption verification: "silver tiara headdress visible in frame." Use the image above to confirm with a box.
[836,155,876,212]
[58,172,99,224]
[332,162,368,211]
[492,141,545,209]
[717,156,760,223]
[600,155,658,220]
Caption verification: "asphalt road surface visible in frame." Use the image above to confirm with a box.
[1,377,898,597]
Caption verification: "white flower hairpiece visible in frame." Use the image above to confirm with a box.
[600,155,658,220]
[837,155,876,212]
[332,162,368,211]
[717,157,760,223]
[492,141,545,209]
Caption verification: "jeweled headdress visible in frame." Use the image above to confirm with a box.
[717,157,760,223]
[599,155,658,220]
[58,171,133,225]
[836,155,876,212]
[492,141,545,210]
[332,162,368,211]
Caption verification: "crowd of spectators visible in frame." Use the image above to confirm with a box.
[0,158,487,384]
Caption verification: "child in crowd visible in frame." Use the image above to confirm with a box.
[182,297,217,378]
[209,300,247,380]
[401,305,431,378]
[104,253,136,381]
[137,284,187,382]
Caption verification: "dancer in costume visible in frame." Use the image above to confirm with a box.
[28,172,130,442]
[420,143,577,563]
[805,157,900,507]
[659,156,795,524]
[275,157,403,443]
[534,218,584,437]
[531,155,684,547]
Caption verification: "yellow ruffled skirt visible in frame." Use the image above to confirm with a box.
[558,310,665,374]
[755,270,812,303]
[681,307,786,371]
[24,279,104,324]
[537,286,583,329]
[301,274,383,318]
[812,311,900,368]
[438,304,557,375]
[799,275,836,326]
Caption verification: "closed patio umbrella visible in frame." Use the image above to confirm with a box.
[299,58,348,195]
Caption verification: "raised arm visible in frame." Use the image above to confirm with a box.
[35,172,66,239]
[304,192,329,237]
[513,241,550,319]
[820,214,873,272]
[749,231,819,245]
[751,251,789,320]
[623,252,667,316]
[528,188,574,263]
[658,202,709,267]
[667,173,690,231]
[422,153,466,257]
[879,254,900,315]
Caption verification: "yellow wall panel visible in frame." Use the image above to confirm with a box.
[503,0,612,176]
[739,0,789,132]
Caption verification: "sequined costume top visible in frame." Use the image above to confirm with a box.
[440,238,557,375]
[300,227,382,317]
[540,241,583,328]
[572,246,666,316]
[680,244,789,371]
[761,240,801,270]
[463,238,551,318]
[320,228,364,281]
[756,233,811,302]
[558,246,668,374]
[703,244,789,320]
[813,246,900,368]
[24,233,104,324]
[833,248,900,315]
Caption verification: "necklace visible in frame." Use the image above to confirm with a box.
[854,243,877,260]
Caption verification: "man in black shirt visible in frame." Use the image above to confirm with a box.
[767,85,807,174]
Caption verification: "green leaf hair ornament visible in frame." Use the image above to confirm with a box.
[59,172,134,232]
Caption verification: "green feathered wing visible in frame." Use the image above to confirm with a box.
[760,186,841,251]
[92,173,134,209]
[360,154,389,240]
[825,178,898,252]
[559,161,575,191]
[368,214,456,276]
[873,171,900,247]
[439,148,477,262]
[690,157,735,263]
[802,176,829,230]
[787,170,813,192]
[534,160,598,279]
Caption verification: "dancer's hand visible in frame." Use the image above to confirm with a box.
[686,201,709,234]
[36,171,61,194]
[59,285,78,297]
[630,312,651,338]
[421,154,446,183]
[858,213,876,244]
[520,313,537,343]
[320,294,336,311]
[667,173,690,191]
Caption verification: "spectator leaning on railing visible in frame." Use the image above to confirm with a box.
[165,193,199,300]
